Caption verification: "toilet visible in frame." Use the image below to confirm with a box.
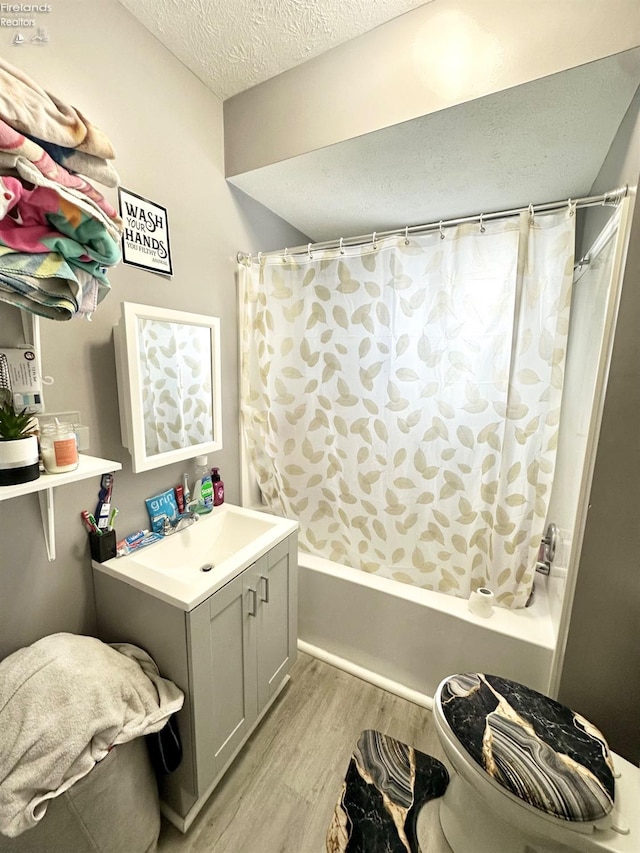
[432,673,640,852]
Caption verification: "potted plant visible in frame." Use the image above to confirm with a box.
[0,402,40,486]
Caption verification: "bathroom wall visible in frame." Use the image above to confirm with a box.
[224,0,640,177]
[0,1,307,659]
[557,90,640,763]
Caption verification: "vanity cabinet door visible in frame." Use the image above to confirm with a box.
[254,536,297,711]
[189,570,258,793]
[184,533,297,800]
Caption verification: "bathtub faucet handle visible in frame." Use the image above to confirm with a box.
[536,522,558,575]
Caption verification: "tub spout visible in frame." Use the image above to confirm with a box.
[535,522,558,575]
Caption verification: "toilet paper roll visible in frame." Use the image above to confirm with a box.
[468,587,494,618]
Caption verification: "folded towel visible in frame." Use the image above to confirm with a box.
[74,266,106,316]
[0,155,122,239]
[24,132,120,188]
[0,246,110,320]
[0,269,78,319]
[0,176,121,266]
[0,57,116,159]
[0,248,81,319]
[0,633,184,837]
[0,122,120,223]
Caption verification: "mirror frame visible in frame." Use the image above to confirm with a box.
[114,301,222,472]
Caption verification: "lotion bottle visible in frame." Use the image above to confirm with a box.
[211,467,224,506]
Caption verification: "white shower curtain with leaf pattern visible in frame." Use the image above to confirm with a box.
[240,209,575,608]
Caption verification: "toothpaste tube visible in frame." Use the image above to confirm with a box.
[116,529,163,556]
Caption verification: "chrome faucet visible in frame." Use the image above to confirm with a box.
[174,510,200,532]
[159,510,200,536]
[536,523,558,576]
[160,515,175,536]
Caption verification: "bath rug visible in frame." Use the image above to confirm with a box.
[327,730,449,853]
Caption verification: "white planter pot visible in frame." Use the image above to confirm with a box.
[0,435,39,486]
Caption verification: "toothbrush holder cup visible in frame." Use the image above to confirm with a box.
[89,529,117,563]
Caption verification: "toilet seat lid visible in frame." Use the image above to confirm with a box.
[438,673,615,823]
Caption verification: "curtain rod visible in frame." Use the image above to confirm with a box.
[236,185,628,264]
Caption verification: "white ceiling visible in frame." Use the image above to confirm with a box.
[117,0,430,100]
[118,1,640,243]
[229,50,640,241]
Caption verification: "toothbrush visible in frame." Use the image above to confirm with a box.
[95,472,114,530]
[107,507,118,532]
[182,472,191,507]
[81,510,100,535]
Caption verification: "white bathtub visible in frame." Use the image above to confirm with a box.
[297,552,556,707]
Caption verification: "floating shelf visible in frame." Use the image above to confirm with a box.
[0,454,122,561]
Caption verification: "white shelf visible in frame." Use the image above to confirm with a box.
[0,454,122,561]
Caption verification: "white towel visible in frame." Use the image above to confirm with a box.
[0,57,116,159]
[0,633,184,837]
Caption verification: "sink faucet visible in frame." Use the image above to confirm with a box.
[159,510,200,536]
[160,515,175,536]
[174,510,200,532]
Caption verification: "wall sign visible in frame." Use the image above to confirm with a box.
[118,187,173,276]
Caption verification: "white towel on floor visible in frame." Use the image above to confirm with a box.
[0,632,184,838]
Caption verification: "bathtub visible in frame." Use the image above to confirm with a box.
[297,552,556,706]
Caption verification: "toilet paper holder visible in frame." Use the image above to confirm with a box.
[536,522,558,576]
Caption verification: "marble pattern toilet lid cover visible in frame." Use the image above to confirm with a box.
[440,673,615,823]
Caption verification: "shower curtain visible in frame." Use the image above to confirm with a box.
[240,208,575,608]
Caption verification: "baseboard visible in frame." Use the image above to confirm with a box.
[297,639,434,710]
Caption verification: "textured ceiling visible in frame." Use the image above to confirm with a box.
[117,0,430,100]
[230,51,640,242]
[117,1,639,244]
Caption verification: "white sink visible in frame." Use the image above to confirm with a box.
[131,506,276,572]
[93,503,298,610]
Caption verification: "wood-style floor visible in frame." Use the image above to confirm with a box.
[157,652,453,853]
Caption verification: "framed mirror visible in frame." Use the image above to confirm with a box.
[114,301,222,472]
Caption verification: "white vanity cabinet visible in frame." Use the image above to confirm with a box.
[93,531,297,832]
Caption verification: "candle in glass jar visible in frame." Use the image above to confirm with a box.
[41,423,79,473]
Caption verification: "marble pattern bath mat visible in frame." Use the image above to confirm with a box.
[327,730,449,853]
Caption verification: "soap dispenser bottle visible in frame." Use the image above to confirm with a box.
[211,467,224,506]
[193,456,213,512]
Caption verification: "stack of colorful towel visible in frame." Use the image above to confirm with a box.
[0,58,122,320]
